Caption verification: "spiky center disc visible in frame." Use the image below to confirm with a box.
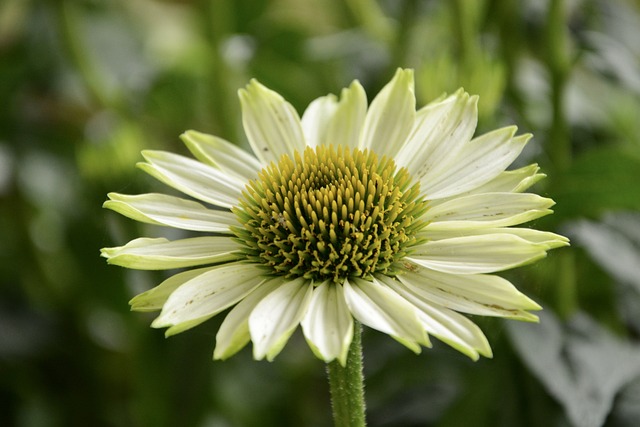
[232,145,429,283]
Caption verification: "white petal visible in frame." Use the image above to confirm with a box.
[138,150,244,209]
[422,127,531,199]
[301,94,339,148]
[407,234,549,274]
[483,228,569,249]
[398,266,541,321]
[129,266,215,312]
[422,192,555,230]
[180,130,262,181]
[396,89,477,176]
[325,81,367,149]
[301,281,354,366]
[152,263,266,334]
[101,237,241,270]
[301,80,368,150]
[343,277,429,352]
[239,79,306,165]
[385,279,492,360]
[359,69,415,157]
[463,164,545,194]
[420,227,570,250]
[249,277,314,361]
[214,277,284,360]
[104,193,237,232]
[426,164,546,211]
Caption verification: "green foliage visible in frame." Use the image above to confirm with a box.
[2,0,640,426]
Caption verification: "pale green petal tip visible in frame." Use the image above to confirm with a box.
[479,345,493,359]
[391,68,415,93]
[128,293,156,312]
[545,234,571,249]
[213,338,251,361]
[135,161,152,173]
[513,132,533,147]
[448,336,493,361]
[100,245,131,262]
[179,130,204,151]
[150,316,169,329]
[303,332,353,366]
[139,149,157,161]
[339,81,366,112]
[518,311,541,323]
[395,336,423,354]
[451,343,481,361]
[179,129,206,143]
[453,88,478,105]
[394,333,431,354]
[239,78,280,103]
[102,193,120,209]
[343,80,366,98]
[304,339,336,364]
[128,287,167,312]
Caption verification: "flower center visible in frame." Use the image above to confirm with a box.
[232,145,429,283]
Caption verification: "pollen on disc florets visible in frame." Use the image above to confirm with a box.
[231,145,429,283]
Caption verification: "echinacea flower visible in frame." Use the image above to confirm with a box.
[102,69,568,365]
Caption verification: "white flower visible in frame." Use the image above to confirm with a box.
[102,69,568,365]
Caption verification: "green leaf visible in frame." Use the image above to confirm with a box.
[508,311,640,427]
[552,147,640,219]
[565,213,640,292]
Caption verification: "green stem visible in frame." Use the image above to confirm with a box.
[545,0,576,318]
[545,0,572,172]
[451,0,476,66]
[56,0,122,110]
[327,323,366,427]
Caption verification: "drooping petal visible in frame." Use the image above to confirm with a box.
[104,193,237,232]
[398,266,541,321]
[239,79,306,165]
[152,263,266,334]
[463,164,546,194]
[422,127,531,199]
[407,234,549,274]
[385,279,492,360]
[249,277,314,361]
[180,130,262,181]
[359,68,415,157]
[101,237,242,270]
[343,277,429,352]
[477,228,569,249]
[420,227,570,250]
[138,150,244,208]
[426,165,546,213]
[214,277,284,360]
[129,266,215,312]
[396,89,477,176]
[422,192,555,230]
[301,281,354,366]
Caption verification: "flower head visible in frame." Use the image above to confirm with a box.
[102,69,568,365]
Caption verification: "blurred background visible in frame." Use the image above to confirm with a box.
[2,0,640,426]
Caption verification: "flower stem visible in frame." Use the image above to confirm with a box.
[327,323,366,427]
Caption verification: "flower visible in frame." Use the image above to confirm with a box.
[102,69,568,365]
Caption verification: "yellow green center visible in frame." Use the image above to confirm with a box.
[232,145,429,283]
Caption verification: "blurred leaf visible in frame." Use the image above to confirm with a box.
[609,377,640,427]
[552,146,640,219]
[417,51,506,123]
[508,311,640,427]
[564,213,640,291]
[76,115,145,183]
